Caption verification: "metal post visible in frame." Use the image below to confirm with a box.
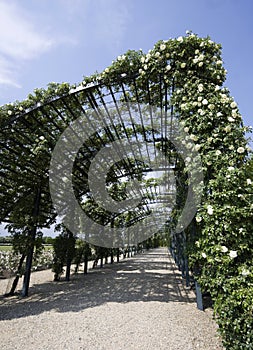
[195,281,204,311]
[21,186,41,297]
[185,256,190,287]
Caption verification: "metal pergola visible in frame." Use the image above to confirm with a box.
[0,72,192,297]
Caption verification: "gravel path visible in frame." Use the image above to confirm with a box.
[0,248,224,350]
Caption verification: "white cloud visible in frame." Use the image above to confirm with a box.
[0,3,53,59]
[0,0,131,90]
[0,1,54,87]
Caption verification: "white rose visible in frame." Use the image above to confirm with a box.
[198,84,204,92]
[166,64,171,71]
[237,147,245,154]
[160,44,166,51]
[141,57,145,63]
[202,99,208,105]
[228,116,235,122]
[230,101,237,108]
[241,268,250,276]
[202,252,207,258]
[207,205,214,215]
[184,127,189,133]
[195,144,201,151]
[190,134,198,141]
[155,52,160,57]
[246,179,252,185]
[181,63,186,68]
[224,125,231,133]
[215,150,221,156]
[220,245,228,253]
[229,250,237,259]
[177,36,183,42]
[227,166,234,171]
[196,216,202,223]
[198,62,204,67]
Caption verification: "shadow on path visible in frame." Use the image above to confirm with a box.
[0,248,196,321]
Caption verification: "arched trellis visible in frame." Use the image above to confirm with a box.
[1,72,192,296]
[0,33,250,308]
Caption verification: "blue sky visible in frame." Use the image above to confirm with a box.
[0,0,252,132]
[0,0,252,235]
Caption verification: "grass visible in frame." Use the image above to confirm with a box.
[43,245,53,251]
[0,245,12,252]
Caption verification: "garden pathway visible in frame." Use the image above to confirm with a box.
[0,248,224,349]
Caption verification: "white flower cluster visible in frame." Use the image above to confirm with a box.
[220,246,238,259]
[207,205,214,215]
[0,250,54,276]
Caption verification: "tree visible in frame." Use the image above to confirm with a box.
[52,227,76,281]
[74,239,92,274]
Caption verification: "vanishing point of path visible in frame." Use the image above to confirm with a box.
[0,248,224,350]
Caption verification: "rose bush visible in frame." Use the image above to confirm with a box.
[0,249,54,278]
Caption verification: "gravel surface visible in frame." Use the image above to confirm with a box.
[0,248,224,350]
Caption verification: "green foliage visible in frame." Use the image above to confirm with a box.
[52,229,76,281]
[0,236,12,244]
[73,239,92,268]
[42,236,55,245]
[0,245,12,252]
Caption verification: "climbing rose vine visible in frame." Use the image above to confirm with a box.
[0,31,252,349]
